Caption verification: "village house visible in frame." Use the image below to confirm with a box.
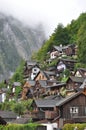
[50,45,63,60]
[34,70,50,81]
[49,44,76,60]
[56,90,86,127]
[74,68,86,78]
[66,76,85,91]
[62,44,76,56]
[30,88,86,128]
[31,95,63,122]
[0,88,8,103]
[45,82,66,96]
[57,58,77,72]
[23,61,39,80]
[22,80,36,99]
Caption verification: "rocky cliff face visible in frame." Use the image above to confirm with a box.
[0,13,46,81]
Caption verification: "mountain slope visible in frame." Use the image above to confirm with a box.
[0,13,46,81]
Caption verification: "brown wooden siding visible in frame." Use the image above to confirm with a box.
[61,94,86,123]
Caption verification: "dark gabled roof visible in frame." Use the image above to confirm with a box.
[35,94,64,108]
[67,76,85,83]
[34,70,50,80]
[44,94,64,100]
[53,45,63,52]
[46,80,60,84]
[0,111,17,119]
[56,91,84,107]
[44,71,56,76]
[47,82,66,89]
[35,99,58,108]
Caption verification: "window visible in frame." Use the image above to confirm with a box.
[70,107,78,114]
[34,69,37,71]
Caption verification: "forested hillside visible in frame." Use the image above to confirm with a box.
[34,12,86,64]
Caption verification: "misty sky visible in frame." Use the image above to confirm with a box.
[0,0,86,37]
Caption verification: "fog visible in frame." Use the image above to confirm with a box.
[0,0,86,37]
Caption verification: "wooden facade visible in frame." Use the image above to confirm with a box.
[34,71,48,81]
[56,91,86,126]
[66,76,85,90]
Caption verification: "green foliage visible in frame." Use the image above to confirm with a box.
[0,101,15,110]
[35,12,86,67]
[11,59,25,84]
[63,123,86,130]
[0,123,38,130]
[0,99,33,115]
[11,102,25,116]
[36,35,54,62]
[52,23,70,45]
[77,22,86,63]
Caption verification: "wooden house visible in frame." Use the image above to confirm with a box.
[56,91,86,127]
[63,44,76,56]
[0,88,8,102]
[31,89,86,128]
[58,58,77,71]
[50,45,64,59]
[50,44,76,60]
[46,82,66,96]
[34,71,49,81]
[74,68,86,78]
[23,61,39,80]
[31,96,63,121]
[66,76,85,91]
[22,80,36,99]
[43,71,56,80]
[10,82,22,100]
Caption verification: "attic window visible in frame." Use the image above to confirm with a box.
[70,107,78,113]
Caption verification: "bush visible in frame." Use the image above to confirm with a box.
[0,123,38,130]
[63,123,86,130]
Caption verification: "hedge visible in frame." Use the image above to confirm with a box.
[63,123,86,130]
[0,123,38,130]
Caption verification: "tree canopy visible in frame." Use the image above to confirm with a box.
[33,12,86,65]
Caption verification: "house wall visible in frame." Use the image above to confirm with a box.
[61,94,86,123]
[35,73,47,81]
[66,79,81,90]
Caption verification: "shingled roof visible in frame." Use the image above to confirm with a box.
[56,91,85,107]
[0,111,17,119]
[67,76,85,83]
[35,95,64,108]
